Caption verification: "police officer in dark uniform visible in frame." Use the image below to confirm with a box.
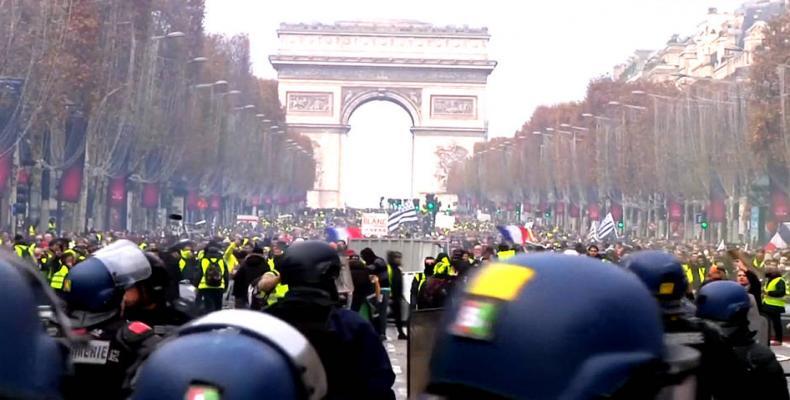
[131,310,327,400]
[266,240,395,400]
[122,252,197,335]
[0,253,69,399]
[623,250,742,400]
[425,254,701,399]
[58,240,160,400]
[696,281,790,400]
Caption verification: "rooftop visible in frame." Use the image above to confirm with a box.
[278,20,490,37]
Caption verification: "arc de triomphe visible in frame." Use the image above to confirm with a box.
[270,21,497,209]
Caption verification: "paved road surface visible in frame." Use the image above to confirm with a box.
[386,326,409,400]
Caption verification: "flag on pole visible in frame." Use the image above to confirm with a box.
[765,222,790,252]
[596,213,616,240]
[388,208,419,232]
[587,220,599,242]
[326,227,363,242]
[716,240,727,252]
[497,225,536,244]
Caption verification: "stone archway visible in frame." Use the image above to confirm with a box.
[340,87,421,127]
[270,21,497,208]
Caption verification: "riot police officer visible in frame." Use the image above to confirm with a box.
[131,309,327,400]
[696,281,789,400]
[623,250,741,400]
[122,252,197,335]
[0,253,69,398]
[58,239,160,400]
[266,240,395,400]
[425,253,700,399]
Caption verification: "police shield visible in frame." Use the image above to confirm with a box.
[408,308,445,398]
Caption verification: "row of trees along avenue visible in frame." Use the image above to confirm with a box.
[0,0,315,233]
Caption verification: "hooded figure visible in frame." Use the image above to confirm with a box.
[360,248,389,287]
[232,246,271,309]
[266,241,396,399]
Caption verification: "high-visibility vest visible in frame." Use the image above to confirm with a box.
[753,258,765,270]
[434,257,456,276]
[696,267,707,284]
[50,265,69,290]
[414,272,427,292]
[764,277,786,308]
[47,221,56,232]
[178,258,191,272]
[266,263,289,305]
[198,257,226,289]
[14,244,28,258]
[498,250,516,260]
[27,225,36,237]
[682,264,694,285]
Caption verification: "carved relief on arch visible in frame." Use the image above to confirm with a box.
[340,86,423,126]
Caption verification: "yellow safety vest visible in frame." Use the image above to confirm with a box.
[225,243,239,273]
[14,244,27,258]
[696,267,706,284]
[198,257,226,289]
[27,225,35,237]
[764,277,786,308]
[682,264,693,285]
[414,272,427,292]
[50,265,69,290]
[178,258,191,272]
[753,258,765,270]
[434,257,456,276]
[266,262,289,305]
[498,250,516,260]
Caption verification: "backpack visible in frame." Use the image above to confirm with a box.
[417,275,456,309]
[204,258,223,287]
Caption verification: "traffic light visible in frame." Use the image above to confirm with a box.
[425,194,438,213]
[544,210,551,218]
[700,221,709,230]
[617,221,624,229]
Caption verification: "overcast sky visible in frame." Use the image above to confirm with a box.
[205,0,745,137]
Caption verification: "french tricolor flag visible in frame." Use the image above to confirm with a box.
[765,222,790,252]
[326,227,363,242]
[497,225,536,244]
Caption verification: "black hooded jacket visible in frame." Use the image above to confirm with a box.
[360,248,389,288]
[232,253,270,299]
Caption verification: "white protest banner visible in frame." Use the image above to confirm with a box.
[361,213,389,237]
[435,214,456,229]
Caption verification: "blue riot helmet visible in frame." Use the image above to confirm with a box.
[0,253,70,399]
[64,240,151,326]
[695,280,751,323]
[622,250,688,312]
[132,310,327,400]
[426,254,694,399]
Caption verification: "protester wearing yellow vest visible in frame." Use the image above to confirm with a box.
[197,247,229,313]
[266,258,289,306]
[178,245,200,287]
[50,249,80,293]
[763,267,786,345]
